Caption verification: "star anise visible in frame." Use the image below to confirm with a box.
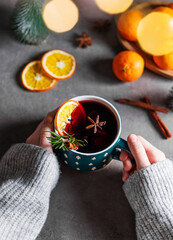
[85,115,106,134]
[75,32,92,48]
[94,19,111,31]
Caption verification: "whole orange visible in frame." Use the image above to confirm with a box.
[153,6,173,17]
[153,51,173,70]
[117,9,144,41]
[112,51,144,82]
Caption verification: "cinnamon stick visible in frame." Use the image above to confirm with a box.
[144,96,172,139]
[117,98,168,114]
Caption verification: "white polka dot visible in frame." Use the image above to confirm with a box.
[89,163,93,166]
[64,160,68,165]
[75,162,79,165]
[104,153,108,157]
[103,159,106,162]
[76,168,80,171]
[64,154,68,158]
[92,157,96,160]
[76,156,81,160]
[91,167,96,171]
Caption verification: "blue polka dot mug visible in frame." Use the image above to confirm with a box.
[56,95,132,172]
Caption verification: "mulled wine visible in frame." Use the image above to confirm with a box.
[65,100,118,153]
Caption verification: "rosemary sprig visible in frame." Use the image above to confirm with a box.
[47,130,88,151]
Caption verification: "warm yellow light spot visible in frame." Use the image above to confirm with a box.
[42,0,79,33]
[94,0,133,14]
[137,12,173,56]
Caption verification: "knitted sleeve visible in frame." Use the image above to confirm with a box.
[123,159,173,240]
[0,143,60,240]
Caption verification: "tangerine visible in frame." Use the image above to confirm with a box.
[117,9,144,41]
[153,6,173,17]
[153,51,173,70]
[112,51,144,82]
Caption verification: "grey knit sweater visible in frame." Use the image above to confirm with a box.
[0,143,60,240]
[0,143,173,240]
[123,159,173,240]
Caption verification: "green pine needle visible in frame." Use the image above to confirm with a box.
[10,0,49,44]
[47,131,88,151]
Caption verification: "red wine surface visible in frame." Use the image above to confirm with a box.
[74,100,118,153]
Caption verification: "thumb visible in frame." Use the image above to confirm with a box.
[127,134,151,170]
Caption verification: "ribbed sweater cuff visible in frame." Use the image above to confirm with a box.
[123,159,173,213]
[0,143,60,240]
[0,143,60,196]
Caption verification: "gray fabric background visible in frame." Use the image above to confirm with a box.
[0,0,173,239]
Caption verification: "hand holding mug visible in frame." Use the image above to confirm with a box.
[120,134,166,182]
[26,109,57,152]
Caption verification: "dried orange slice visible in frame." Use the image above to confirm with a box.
[21,60,57,92]
[54,100,86,136]
[41,49,76,80]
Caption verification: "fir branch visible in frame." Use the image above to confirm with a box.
[47,131,88,151]
[10,0,49,44]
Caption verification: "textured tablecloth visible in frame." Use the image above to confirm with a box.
[0,0,173,239]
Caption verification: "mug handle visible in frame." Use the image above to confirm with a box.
[113,138,136,164]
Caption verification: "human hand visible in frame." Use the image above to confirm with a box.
[120,134,166,182]
[26,109,57,152]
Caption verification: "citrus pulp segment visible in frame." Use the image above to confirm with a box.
[41,50,76,80]
[21,60,57,92]
[54,100,81,136]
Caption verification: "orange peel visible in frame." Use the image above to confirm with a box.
[21,60,57,92]
[41,49,76,80]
